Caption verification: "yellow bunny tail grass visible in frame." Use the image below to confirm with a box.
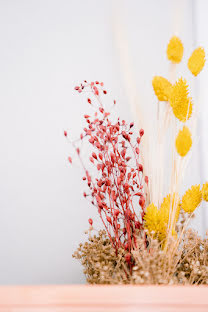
[167,36,184,63]
[202,182,208,202]
[152,76,172,101]
[181,185,202,213]
[144,195,180,243]
[188,47,205,76]
[144,203,158,235]
[175,126,192,157]
[160,193,181,224]
[169,78,193,122]
[144,203,167,241]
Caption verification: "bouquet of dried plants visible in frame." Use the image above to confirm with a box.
[66,37,208,284]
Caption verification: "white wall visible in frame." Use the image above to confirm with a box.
[195,0,208,234]
[0,0,206,284]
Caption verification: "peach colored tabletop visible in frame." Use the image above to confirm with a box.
[0,285,207,312]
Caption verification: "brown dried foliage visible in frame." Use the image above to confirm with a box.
[73,230,131,284]
[177,229,208,284]
[73,228,208,285]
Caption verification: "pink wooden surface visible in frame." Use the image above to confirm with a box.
[0,285,207,312]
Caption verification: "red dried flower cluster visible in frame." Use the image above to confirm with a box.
[66,81,148,259]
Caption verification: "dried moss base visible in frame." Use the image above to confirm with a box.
[73,229,208,285]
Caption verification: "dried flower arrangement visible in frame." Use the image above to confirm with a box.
[66,36,208,284]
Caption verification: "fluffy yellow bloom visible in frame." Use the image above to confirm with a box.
[160,193,181,224]
[169,78,193,122]
[202,182,208,201]
[167,36,184,63]
[152,76,172,101]
[144,203,159,235]
[144,195,180,242]
[175,126,192,157]
[181,185,202,213]
[144,203,167,241]
[188,47,205,76]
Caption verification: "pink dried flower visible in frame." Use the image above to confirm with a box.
[139,129,144,137]
[88,218,93,226]
[68,81,148,257]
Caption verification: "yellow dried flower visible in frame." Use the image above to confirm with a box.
[169,78,193,122]
[144,195,180,242]
[188,47,205,76]
[144,203,159,234]
[152,76,172,101]
[160,193,181,224]
[182,185,202,213]
[144,203,167,241]
[167,36,184,63]
[202,182,208,202]
[175,126,192,157]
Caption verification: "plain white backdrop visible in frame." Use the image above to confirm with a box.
[0,0,207,284]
